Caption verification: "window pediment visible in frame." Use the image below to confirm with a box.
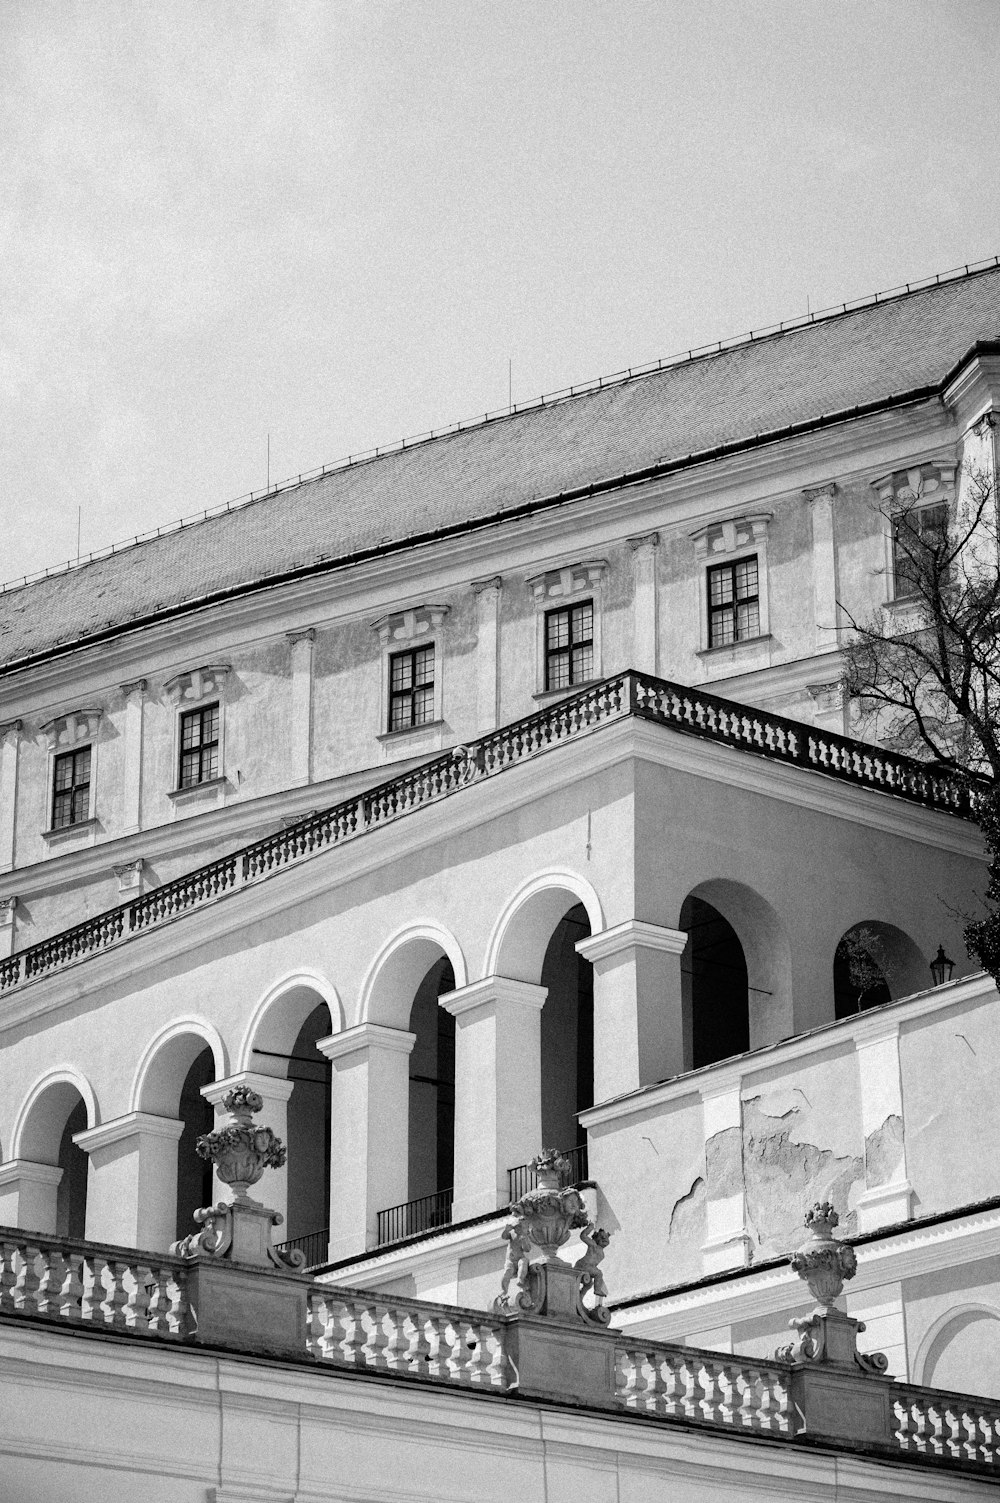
[370,604,449,647]
[40,707,103,749]
[526,560,607,604]
[690,514,772,561]
[164,664,230,707]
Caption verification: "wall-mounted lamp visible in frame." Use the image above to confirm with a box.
[930,945,955,987]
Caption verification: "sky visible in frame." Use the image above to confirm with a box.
[2,0,999,587]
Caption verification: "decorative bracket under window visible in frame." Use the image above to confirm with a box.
[39,707,103,749]
[690,514,771,561]
[164,664,231,707]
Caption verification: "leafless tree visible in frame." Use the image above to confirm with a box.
[840,460,1000,979]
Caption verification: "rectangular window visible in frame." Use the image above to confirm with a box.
[707,557,760,648]
[892,502,949,599]
[545,601,594,690]
[389,645,435,731]
[52,747,91,829]
[178,703,220,788]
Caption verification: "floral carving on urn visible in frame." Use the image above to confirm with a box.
[494,1149,611,1325]
[789,1201,857,1309]
[194,1085,287,1201]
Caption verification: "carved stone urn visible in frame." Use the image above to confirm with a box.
[775,1202,887,1374]
[196,1084,287,1202]
[171,1084,304,1272]
[494,1149,610,1326]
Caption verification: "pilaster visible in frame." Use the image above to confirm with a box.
[286,629,316,787]
[576,920,688,1101]
[440,975,545,1221]
[74,1111,185,1251]
[471,577,502,731]
[318,1024,415,1259]
[853,1013,913,1233]
[700,1080,751,1273]
[118,679,147,834]
[627,533,660,675]
[804,484,840,655]
[0,719,22,873]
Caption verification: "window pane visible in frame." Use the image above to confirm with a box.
[391,695,413,731]
[734,558,758,599]
[54,754,73,791]
[572,603,593,641]
[75,747,91,783]
[548,650,570,689]
[391,654,412,692]
[711,606,735,646]
[203,706,219,744]
[736,600,760,639]
[412,685,434,725]
[202,745,219,781]
[414,646,434,686]
[709,568,733,606]
[547,610,570,650]
[572,644,593,682]
[53,790,71,828]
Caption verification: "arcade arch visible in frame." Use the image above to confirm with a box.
[916,1306,1000,1396]
[678,879,792,1069]
[12,1069,97,1238]
[833,921,928,1018]
[132,1020,224,1241]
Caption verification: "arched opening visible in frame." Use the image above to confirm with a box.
[833,922,928,1019]
[16,1077,92,1237]
[923,1310,1000,1398]
[680,895,750,1069]
[539,903,593,1162]
[176,1048,215,1240]
[408,956,456,1212]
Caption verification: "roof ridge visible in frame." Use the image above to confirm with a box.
[4,253,999,597]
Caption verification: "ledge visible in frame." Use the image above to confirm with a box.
[695,634,772,661]
[531,679,603,706]
[41,819,99,845]
[375,719,445,744]
[166,777,228,803]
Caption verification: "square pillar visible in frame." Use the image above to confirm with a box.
[471,577,502,731]
[440,976,545,1222]
[804,483,840,654]
[853,1014,913,1233]
[0,720,20,874]
[118,679,147,834]
[0,1160,63,1234]
[202,1072,294,1230]
[318,1023,415,1261]
[700,1079,751,1273]
[576,920,688,1102]
[74,1112,185,1251]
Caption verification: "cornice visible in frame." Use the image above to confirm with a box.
[316,1024,416,1062]
[439,976,546,1017]
[73,1111,185,1152]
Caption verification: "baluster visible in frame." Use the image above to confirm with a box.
[145,1264,175,1336]
[698,1360,724,1424]
[0,1237,21,1313]
[35,1245,63,1316]
[619,1348,645,1410]
[13,1240,41,1314]
[424,1313,450,1380]
[336,1298,367,1367]
[402,1311,432,1378]
[732,1368,754,1429]
[362,1304,389,1370]
[124,1264,152,1329]
[463,1320,493,1386]
[941,1404,962,1459]
[382,1305,409,1371]
[909,1398,931,1453]
[753,1368,777,1432]
[102,1257,130,1328]
[660,1353,687,1418]
[960,1407,978,1463]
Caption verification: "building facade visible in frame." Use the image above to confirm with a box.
[2,262,1000,1411]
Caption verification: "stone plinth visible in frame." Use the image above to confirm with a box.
[185,1257,310,1359]
[502,1310,620,1408]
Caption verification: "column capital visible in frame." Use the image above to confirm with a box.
[317,1023,416,1063]
[439,975,546,1018]
[201,1070,296,1107]
[803,482,837,506]
[0,1158,63,1189]
[470,575,502,595]
[0,719,22,742]
[286,627,316,646]
[626,531,660,552]
[0,896,16,924]
[119,678,148,699]
[576,919,687,964]
[74,1111,184,1154]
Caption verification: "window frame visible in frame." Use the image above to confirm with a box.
[388,644,436,733]
[890,499,951,602]
[691,515,772,659]
[527,560,607,701]
[51,744,93,831]
[706,555,762,650]
[39,707,103,842]
[177,701,221,790]
[543,599,595,691]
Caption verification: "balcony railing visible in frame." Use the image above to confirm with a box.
[0,670,981,997]
[2,1226,999,1472]
[507,1144,589,1203]
[275,1228,328,1268]
[376,1189,454,1247]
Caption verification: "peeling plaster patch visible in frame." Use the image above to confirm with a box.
[751,1087,810,1120]
[706,1126,742,1197]
[668,1176,706,1243]
[742,1098,863,1259]
[865,1113,904,1188]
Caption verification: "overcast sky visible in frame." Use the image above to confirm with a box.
[2,0,998,586]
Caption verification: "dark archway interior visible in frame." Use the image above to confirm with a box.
[539,903,593,1154]
[285,1002,332,1241]
[175,1046,215,1241]
[407,956,456,1203]
[55,1098,89,1239]
[681,895,750,1069]
[834,934,892,1018]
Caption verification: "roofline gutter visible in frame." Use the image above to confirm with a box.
[0,375,965,680]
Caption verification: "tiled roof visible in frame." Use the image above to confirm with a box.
[4,265,1000,673]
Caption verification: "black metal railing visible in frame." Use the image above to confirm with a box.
[1,668,982,997]
[376,1189,454,1247]
[275,1228,328,1268]
[507,1144,589,1203]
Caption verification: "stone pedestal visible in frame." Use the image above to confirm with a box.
[577,920,688,1100]
[185,1258,310,1358]
[319,1023,415,1259]
[440,976,545,1221]
[503,1310,620,1408]
[0,1159,63,1234]
[74,1112,185,1250]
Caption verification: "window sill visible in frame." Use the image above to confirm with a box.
[376,719,445,744]
[167,776,229,802]
[531,679,604,706]
[41,818,99,845]
[695,633,772,660]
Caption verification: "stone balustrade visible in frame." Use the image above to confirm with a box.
[2,1223,998,1475]
[0,670,978,997]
